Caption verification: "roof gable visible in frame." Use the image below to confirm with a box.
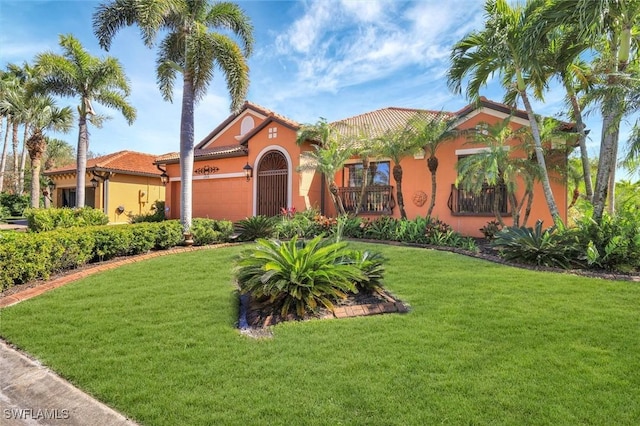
[196,101,299,150]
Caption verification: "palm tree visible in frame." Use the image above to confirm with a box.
[34,34,136,208]
[456,118,538,227]
[526,0,640,223]
[93,0,253,235]
[448,0,562,226]
[542,27,595,201]
[0,69,20,193]
[297,119,352,216]
[23,96,73,207]
[374,119,422,219]
[409,111,457,217]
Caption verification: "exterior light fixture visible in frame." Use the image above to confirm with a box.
[90,176,99,188]
[160,171,169,185]
[243,162,253,181]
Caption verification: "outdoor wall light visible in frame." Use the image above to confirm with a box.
[243,162,253,181]
[90,176,99,188]
[160,171,169,185]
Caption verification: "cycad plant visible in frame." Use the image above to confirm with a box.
[235,235,364,318]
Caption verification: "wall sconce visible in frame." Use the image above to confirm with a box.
[116,205,125,215]
[160,171,169,185]
[90,176,99,188]
[243,162,253,181]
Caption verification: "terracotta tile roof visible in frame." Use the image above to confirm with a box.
[155,145,248,164]
[330,107,454,139]
[45,151,162,176]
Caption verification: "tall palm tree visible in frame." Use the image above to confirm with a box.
[526,0,640,222]
[34,34,136,208]
[375,120,422,219]
[297,119,352,216]
[542,27,595,201]
[409,111,457,217]
[93,0,253,235]
[0,70,27,194]
[448,0,562,226]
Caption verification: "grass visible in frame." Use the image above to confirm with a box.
[1,243,639,425]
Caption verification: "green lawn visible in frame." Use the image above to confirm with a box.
[1,243,639,425]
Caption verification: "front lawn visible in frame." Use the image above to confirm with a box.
[1,243,639,425]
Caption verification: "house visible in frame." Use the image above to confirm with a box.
[44,150,166,223]
[155,99,571,237]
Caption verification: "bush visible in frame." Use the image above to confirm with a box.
[235,236,365,317]
[235,215,276,241]
[0,193,29,217]
[573,210,640,273]
[190,218,233,246]
[274,209,323,239]
[130,201,166,223]
[492,221,580,269]
[480,220,503,240]
[25,207,108,232]
[348,249,386,293]
[92,226,134,261]
[154,220,184,249]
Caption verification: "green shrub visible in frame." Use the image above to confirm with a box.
[235,215,276,241]
[235,236,364,317]
[0,193,29,217]
[130,223,157,254]
[130,201,166,223]
[274,210,323,239]
[154,220,183,249]
[25,207,108,232]
[92,226,133,261]
[492,221,580,269]
[190,218,233,246]
[348,249,386,293]
[573,210,640,272]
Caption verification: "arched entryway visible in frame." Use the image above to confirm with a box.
[256,150,288,216]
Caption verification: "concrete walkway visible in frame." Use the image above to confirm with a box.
[0,341,137,425]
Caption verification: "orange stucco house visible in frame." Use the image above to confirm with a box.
[45,151,166,223]
[155,99,570,237]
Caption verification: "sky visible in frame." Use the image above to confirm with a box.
[0,0,619,166]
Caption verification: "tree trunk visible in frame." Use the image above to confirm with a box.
[567,90,593,201]
[606,126,620,216]
[18,123,29,194]
[426,156,438,217]
[180,72,196,235]
[26,129,46,208]
[522,190,534,227]
[0,117,8,192]
[12,121,19,193]
[76,113,89,207]
[328,179,346,216]
[392,163,406,219]
[355,158,369,215]
[520,91,561,226]
[592,108,620,223]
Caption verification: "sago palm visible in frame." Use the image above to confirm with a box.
[93,0,253,235]
[34,34,135,207]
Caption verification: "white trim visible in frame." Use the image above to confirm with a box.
[201,110,267,149]
[344,157,391,165]
[252,145,293,216]
[452,106,529,128]
[455,146,509,156]
[168,172,244,182]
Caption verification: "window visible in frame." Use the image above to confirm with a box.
[449,155,508,215]
[345,161,390,187]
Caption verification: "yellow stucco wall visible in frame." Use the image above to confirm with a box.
[49,172,165,223]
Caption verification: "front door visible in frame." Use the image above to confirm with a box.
[256,151,288,216]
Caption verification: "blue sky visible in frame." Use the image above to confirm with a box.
[0,0,609,161]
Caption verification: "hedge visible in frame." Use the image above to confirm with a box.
[0,219,233,291]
